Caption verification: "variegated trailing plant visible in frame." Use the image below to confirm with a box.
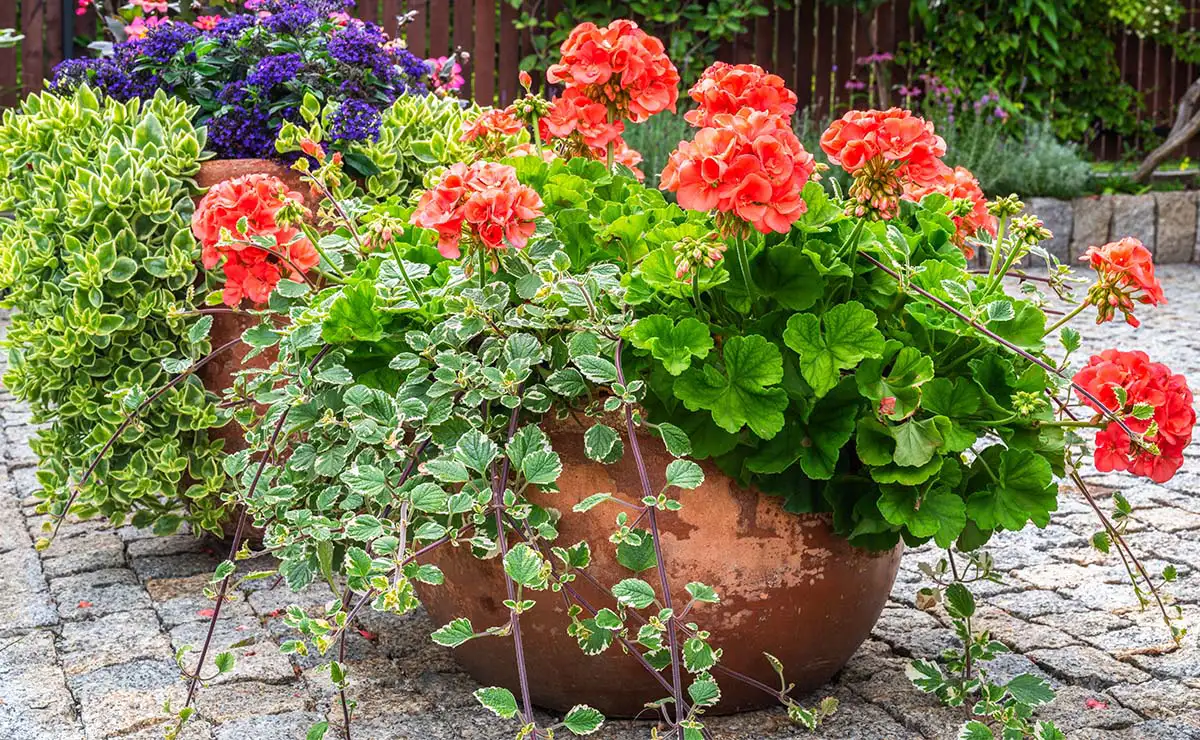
[33,19,1195,740]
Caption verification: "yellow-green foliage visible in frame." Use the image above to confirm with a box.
[0,86,227,534]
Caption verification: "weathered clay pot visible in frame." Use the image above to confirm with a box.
[420,418,903,717]
[194,157,309,196]
[193,159,299,540]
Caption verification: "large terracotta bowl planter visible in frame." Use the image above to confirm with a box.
[420,418,903,717]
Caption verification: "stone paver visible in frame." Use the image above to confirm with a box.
[2,268,1200,739]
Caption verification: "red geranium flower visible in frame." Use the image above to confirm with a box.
[684,62,798,128]
[1081,238,1166,327]
[1073,349,1195,483]
[903,165,996,258]
[192,174,316,307]
[660,108,817,234]
[461,107,523,143]
[411,161,544,261]
[546,20,679,124]
[820,108,949,219]
[540,88,625,151]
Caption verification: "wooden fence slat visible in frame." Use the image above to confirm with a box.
[774,2,795,95]
[406,0,425,58]
[381,0,401,38]
[22,0,44,95]
[795,0,815,108]
[0,0,15,107]
[46,0,63,78]
[429,0,449,57]
[755,12,774,71]
[813,1,835,117]
[453,0,473,98]
[358,0,378,25]
[498,2,519,104]
[473,0,495,104]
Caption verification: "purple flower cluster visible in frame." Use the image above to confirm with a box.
[48,0,429,161]
[328,99,382,142]
[246,53,306,89]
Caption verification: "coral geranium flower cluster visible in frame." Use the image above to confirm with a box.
[1073,349,1195,483]
[192,174,318,306]
[1081,238,1167,327]
[903,165,996,257]
[820,108,949,220]
[460,107,525,159]
[410,161,544,261]
[683,62,798,128]
[547,20,680,123]
[541,20,677,175]
[660,109,817,234]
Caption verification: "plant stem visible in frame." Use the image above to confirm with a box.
[184,345,333,711]
[49,337,244,539]
[338,585,353,740]
[1033,419,1103,429]
[858,251,1144,444]
[613,339,685,726]
[1043,301,1089,336]
[733,231,756,305]
[491,405,536,726]
[1069,469,1178,640]
[984,214,1009,287]
[479,248,487,291]
[387,241,425,307]
[839,219,866,301]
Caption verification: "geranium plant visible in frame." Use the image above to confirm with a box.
[46,20,1192,740]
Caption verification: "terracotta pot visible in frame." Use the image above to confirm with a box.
[419,418,903,718]
[193,159,297,540]
[195,157,311,200]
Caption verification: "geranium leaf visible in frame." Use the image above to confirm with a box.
[612,578,657,609]
[877,485,966,547]
[890,418,944,467]
[674,335,788,439]
[753,244,825,310]
[583,424,623,463]
[503,543,548,589]
[431,617,476,647]
[783,301,885,397]
[629,315,713,376]
[966,448,1057,531]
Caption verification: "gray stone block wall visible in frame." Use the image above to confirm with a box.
[1019,192,1200,264]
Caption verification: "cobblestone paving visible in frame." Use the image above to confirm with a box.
[2,268,1200,740]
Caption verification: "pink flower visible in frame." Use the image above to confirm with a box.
[661,109,817,234]
[193,15,222,31]
[411,162,544,260]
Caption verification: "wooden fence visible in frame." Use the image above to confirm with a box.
[5,0,1200,159]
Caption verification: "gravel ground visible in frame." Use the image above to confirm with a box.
[1,267,1199,739]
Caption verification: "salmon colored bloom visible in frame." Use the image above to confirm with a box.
[546,19,679,123]
[820,108,948,218]
[461,107,523,143]
[192,174,315,306]
[411,161,544,261]
[684,62,798,128]
[660,109,817,234]
[1081,238,1166,327]
[540,88,625,152]
[1073,349,1194,483]
[903,165,996,258]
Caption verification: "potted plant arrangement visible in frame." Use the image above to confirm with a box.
[27,16,1191,740]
